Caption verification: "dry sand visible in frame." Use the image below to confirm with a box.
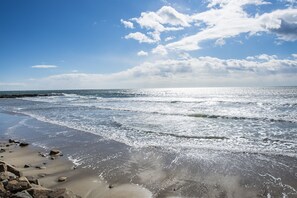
[0,140,152,198]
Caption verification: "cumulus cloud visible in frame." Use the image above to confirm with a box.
[31,65,58,69]
[120,19,134,29]
[215,38,226,46]
[131,6,189,32]
[124,32,156,43]
[7,54,296,90]
[137,50,148,56]
[152,45,168,56]
[165,36,175,41]
[122,1,297,52]
[292,54,297,58]
[167,2,297,51]
[259,9,297,41]
[123,6,189,44]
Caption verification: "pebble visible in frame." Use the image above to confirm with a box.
[58,176,67,182]
[19,142,29,147]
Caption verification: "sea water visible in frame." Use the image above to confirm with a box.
[0,87,297,196]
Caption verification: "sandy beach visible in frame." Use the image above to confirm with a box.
[0,139,152,198]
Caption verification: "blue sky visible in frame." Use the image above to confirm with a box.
[0,0,297,90]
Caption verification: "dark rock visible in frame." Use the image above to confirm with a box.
[58,176,67,182]
[23,164,30,168]
[5,178,31,193]
[108,184,113,189]
[39,153,47,157]
[6,144,10,147]
[35,165,46,170]
[0,182,6,193]
[0,149,6,153]
[49,149,61,156]
[25,176,39,185]
[37,173,47,178]
[0,163,7,172]
[19,143,29,147]
[9,174,18,180]
[12,190,33,198]
[7,164,23,177]
[0,172,9,181]
[47,188,81,198]
[27,186,53,197]
[8,139,20,144]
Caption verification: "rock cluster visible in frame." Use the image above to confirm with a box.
[0,160,80,198]
[0,140,80,198]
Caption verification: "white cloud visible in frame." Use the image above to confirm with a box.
[8,54,295,90]
[120,19,134,29]
[166,2,297,51]
[152,45,168,56]
[256,54,278,61]
[124,32,156,43]
[0,82,26,86]
[123,2,297,52]
[165,36,175,41]
[31,65,58,69]
[156,6,190,27]
[292,54,297,58]
[137,50,148,56]
[147,31,161,42]
[131,6,189,34]
[215,38,226,46]
[259,9,297,41]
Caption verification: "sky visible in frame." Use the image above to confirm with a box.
[0,0,297,90]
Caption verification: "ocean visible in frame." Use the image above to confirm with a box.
[0,87,297,197]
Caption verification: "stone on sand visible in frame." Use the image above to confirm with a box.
[5,178,31,193]
[49,149,61,156]
[47,188,81,198]
[0,182,6,193]
[13,190,33,198]
[23,164,30,168]
[27,186,53,197]
[19,142,29,147]
[25,176,39,185]
[5,163,23,177]
[58,176,67,182]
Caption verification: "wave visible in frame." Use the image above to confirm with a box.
[89,105,296,124]
[141,130,229,140]
[15,101,296,124]
[188,113,296,123]
[14,90,297,113]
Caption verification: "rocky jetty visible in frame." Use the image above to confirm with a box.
[0,93,63,98]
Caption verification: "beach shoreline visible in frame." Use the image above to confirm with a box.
[0,139,153,198]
